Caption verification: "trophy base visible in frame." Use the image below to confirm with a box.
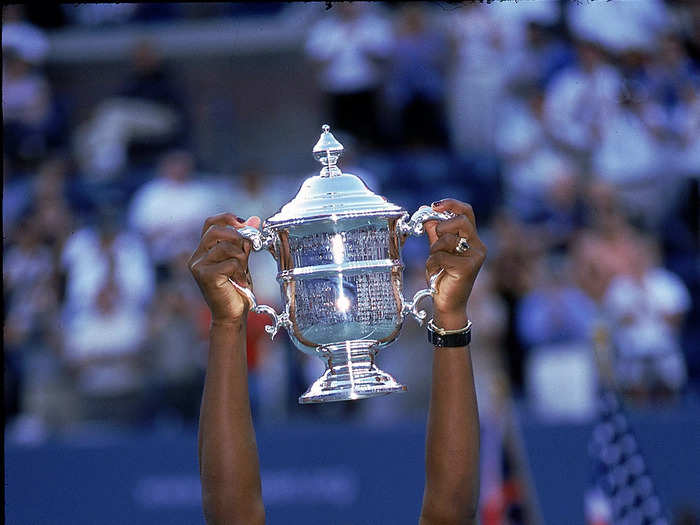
[298,340,406,404]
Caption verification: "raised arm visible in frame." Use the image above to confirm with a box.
[188,213,265,525]
[419,199,486,525]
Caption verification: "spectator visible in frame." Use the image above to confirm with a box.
[2,5,49,64]
[571,182,640,304]
[591,79,671,227]
[467,267,509,419]
[4,213,65,431]
[127,149,229,279]
[61,207,154,317]
[60,208,150,427]
[490,211,543,392]
[63,278,150,427]
[229,165,288,303]
[519,254,600,422]
[669,77,700,176]
[73,41,187,181]
[4,213,62,364]
[567,0,670,56]
[305,3,393,149]
[229,165,287,225]
[497,88,549,171]
[517,255,598,350]
[504,20,573,95]
[386,4,448,149]
[32,156,75,251]
[4,162,72,433]
[543,40,621,160]
[604,235,691,403]
[445,2,512,154]
[3,6,67,171]
[146,280,206,425]
[116,40,190,164]
[532,169,587,254]
[4,215,56,308]
[496,87,579,224]
[661,177,700,382]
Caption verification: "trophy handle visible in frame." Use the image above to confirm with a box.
[228,226,289,339]
[402,269,444,325]
[397,204,453,324]
[396,205,454,237]
[236,225,274,252]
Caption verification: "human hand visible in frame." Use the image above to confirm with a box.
[424,199,487,330]
[188,213,261,325]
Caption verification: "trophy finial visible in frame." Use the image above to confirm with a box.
[313,124,344,177]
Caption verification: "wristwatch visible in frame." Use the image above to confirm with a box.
[427,319,472,348]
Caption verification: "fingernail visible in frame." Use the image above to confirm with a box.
[431,200,443,208]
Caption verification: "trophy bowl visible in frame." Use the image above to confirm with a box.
[233,125,452,403]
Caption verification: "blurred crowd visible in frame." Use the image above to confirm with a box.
[3,1,700,445]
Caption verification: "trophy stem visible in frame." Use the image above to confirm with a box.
[298,340,407,404]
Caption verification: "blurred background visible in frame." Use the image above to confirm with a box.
[3,2,700,524]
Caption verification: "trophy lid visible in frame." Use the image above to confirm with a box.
[265,125,404,228]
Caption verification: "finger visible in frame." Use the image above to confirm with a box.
[239,216,262,257]
[426,248,485,280]
[245,215,261,230]
[189,237,245,275]
[426,251,447,279]
[205,240,248,264]
[201,214,263,251]
[215,260,248,287]
[202,225,245,250]
[189,225,245,267]
[213,259,248,287]
[197,258,248,287]
[435,214,477,240]
[426,251,463,282]
[426,214,476,246]
[429,232,464,255]
[425,219,439,245]
[432,199,476,227]
[200,213,247,238]
[190,215,264,272]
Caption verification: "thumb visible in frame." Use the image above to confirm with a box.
[245,216,261,229]
[424,220,439,245]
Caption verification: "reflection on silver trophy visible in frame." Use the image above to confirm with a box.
[233,125,452,403]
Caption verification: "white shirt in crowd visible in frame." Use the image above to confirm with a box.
[593,106,663,186]
[567,0,670,53]
[544,63,621,153]
[604,267,691,389]
[128,176,230,264]
[2,19,49,64]
[305,7,393,94]
[63,305,147,396]
[593,102,678,225]
[61,227,155,312]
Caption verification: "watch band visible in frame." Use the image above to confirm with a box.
[427,319,472,348]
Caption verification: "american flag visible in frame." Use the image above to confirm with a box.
[585,387,668,525]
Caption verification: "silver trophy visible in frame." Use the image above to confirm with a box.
[232,125,452,403]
